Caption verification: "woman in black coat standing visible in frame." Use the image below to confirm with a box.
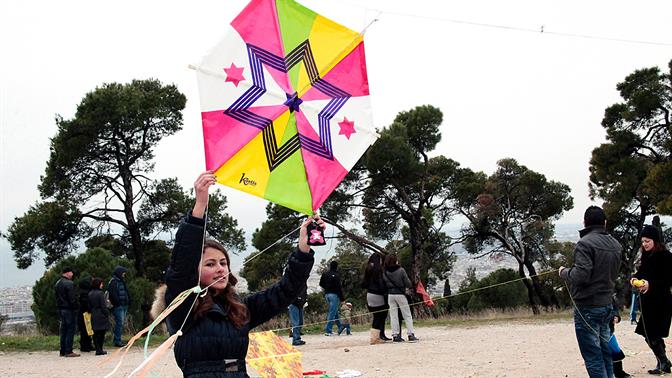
[361,253,389,344]
[630,225,672,375]
[163,171,319,377]
[77,277,94,352]
[88,277,110,356]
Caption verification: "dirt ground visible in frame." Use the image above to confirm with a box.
[0,319,666,377]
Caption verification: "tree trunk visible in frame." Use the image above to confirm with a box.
[518,263,539,315]
[121,168,144,277]
[523,259,551,308]
[129,222,144,277]
[408,223,422,285]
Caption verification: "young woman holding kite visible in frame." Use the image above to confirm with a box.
[164,171,319,377]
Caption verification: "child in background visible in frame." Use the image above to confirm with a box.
[609,300,631,378]
[338,302,352,335]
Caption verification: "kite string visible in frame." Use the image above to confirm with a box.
[263,269,558,334]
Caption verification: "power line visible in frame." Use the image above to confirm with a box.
[342,3,672,47]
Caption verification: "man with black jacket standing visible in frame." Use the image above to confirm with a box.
[319,260,344,336]
[559,206,621,378]
[108,265,131,347]
[55,267,79,357]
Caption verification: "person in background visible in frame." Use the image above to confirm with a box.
[559,206,621,378]
[55,267,79,357]
[609,299,631,378]
[88,277,110,356]
[362,253,390,344]
[288,285,307,346]
[383,254,418,343]
[77,276,94,353]
[628,245,642,326]
[319,260,344,336]
[107,265,131,347]
[630,224,672,375]
[338,302,352,335]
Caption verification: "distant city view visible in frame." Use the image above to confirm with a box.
[0,286,34,328]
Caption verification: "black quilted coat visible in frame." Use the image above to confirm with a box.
[633,248,672,338]
[165,214,314,377]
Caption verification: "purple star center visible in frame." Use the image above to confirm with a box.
[284,92,303,113]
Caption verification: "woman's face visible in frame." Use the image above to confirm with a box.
[641,237,655,252]
[200,247,230,290]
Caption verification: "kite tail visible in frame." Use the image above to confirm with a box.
[131,331,182,378]
[100,285,198,377]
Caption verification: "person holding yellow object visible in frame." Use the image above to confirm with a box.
[630,224,672,375]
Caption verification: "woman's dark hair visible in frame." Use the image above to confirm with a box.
[363,253,383,287]
[384,254,399,269]
[647,240,669,253]
[91,277,103,289]
[193,239,249,328]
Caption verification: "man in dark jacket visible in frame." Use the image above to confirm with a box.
[319,260,344,336]
[108,265,131,347]
[288,285,307,345]
[55,267,79,357]
[559,206,621,378]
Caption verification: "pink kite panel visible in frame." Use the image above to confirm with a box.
[202,105,287,171]
[231,0,292,93]
[294,111,349,211]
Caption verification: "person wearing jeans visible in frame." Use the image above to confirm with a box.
[108,265,131,347]
[55,267,80,357]
[288,286,307,345]
[58,308,77,356]
[112,305,128,346]
[559,206,621,378]
[323,293,343,335]
[319,261,344,335]
[629,291,639,324]
[573,306,614,377]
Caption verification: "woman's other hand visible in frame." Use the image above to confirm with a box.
[193,171,216,218]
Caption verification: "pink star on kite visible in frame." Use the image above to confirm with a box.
[224,63,245,87]
[338,117,356,140]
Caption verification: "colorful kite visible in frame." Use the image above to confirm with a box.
[194,0,377,215]
[246,331,303,377]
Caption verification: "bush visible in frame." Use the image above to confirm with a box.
[452,268,528,313]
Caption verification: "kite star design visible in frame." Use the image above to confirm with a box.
[195,0,378,215]
[224,63,245,87]
[338,117,356,139]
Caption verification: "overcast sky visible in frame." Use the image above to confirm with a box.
[1,0,670,287]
